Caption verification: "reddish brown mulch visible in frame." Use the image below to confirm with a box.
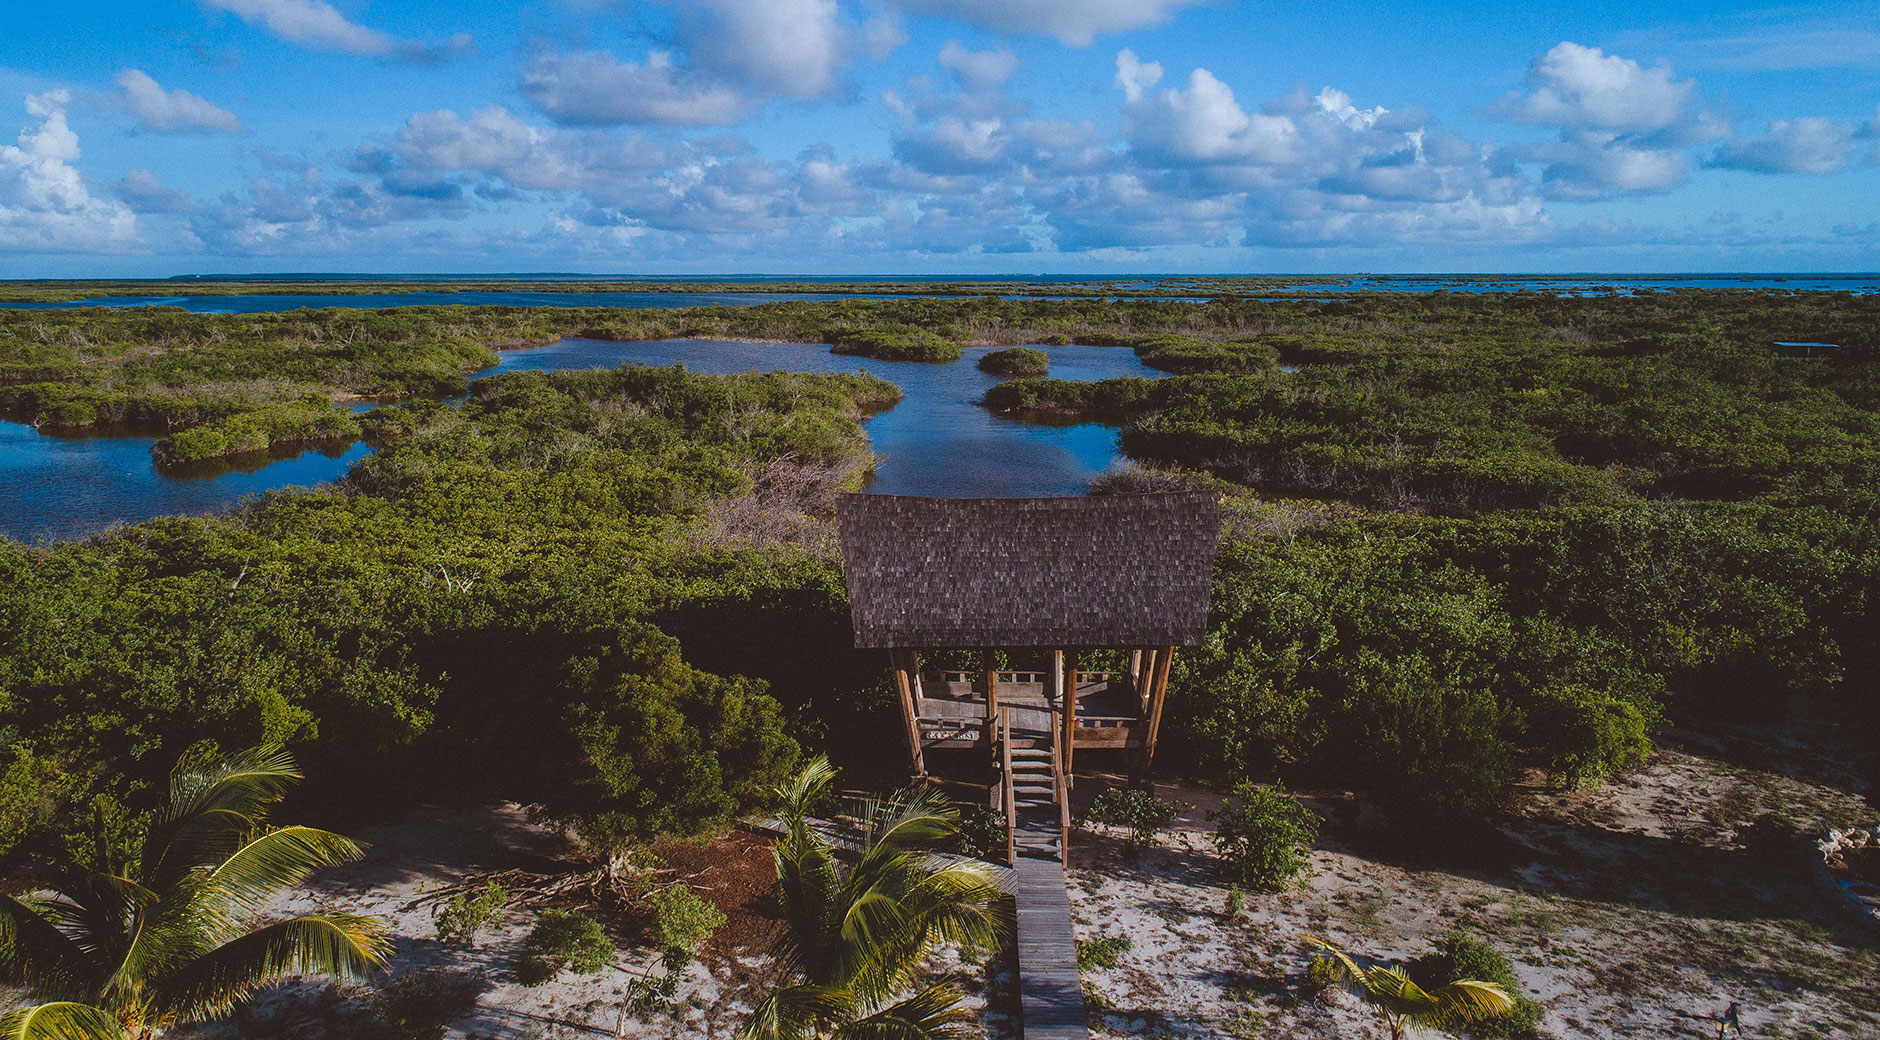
[651,828,783,956]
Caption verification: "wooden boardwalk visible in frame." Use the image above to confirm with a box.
[1013,856,1088,1040]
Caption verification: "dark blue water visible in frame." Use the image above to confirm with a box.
[0,422,372,543]
[0,340,1162,542]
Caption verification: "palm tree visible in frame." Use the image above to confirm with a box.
[0,745,391,1039]
[1299,933,1514,1040]
[741,757,1009,1040]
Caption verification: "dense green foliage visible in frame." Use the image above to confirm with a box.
[0,363,908,868]
[1208,783,1322,890]
[1174,502,1867,811]
[977,346,1048,376]
[827,323,962,362]
[515,909,612,986]
[1,290,1876,855]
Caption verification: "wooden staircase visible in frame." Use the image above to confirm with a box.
[997,705,1071,865]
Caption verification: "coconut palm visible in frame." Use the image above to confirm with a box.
[1299,933,1515,1040]
[741,756,1009,1040]
[0,745,390,1039]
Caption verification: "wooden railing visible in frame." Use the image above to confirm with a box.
[935,670,1115,686]
[1051,721,1070,867]
[999,705,1016,867]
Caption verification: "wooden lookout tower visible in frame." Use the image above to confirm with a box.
[836,492,1221,863]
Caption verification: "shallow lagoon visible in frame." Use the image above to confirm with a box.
[0,339,1164,542]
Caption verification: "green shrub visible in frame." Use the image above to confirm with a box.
[515,909,613,986]
[434,880,508,948]
[1303,952,1343,993]
[1209,783,1321,891]
[1428,932,1541,1038]
[978,347,1049,376]
[827,324,961,362]
[645,883,726,960]
[954,804,1006,860]
[1080,787,1192,859]
[1076,935,1131,970]
[1133,335,1279,374]
[372,968,482,1040]
[1524,684,1654,788]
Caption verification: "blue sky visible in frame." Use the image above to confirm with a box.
[0,0,1876,275]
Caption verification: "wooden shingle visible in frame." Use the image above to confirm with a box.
[835,492,1220,649]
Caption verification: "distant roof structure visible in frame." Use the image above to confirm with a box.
[835,493,1221,649]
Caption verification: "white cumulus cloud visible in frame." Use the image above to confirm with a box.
[520,51,754,127]
[687,0,846,99]
[1493,41,1695,133]
[1115,51,1296,165]
[114,69,243,134]
[1707,117,1861,175]
[1493,42,1724,199]
[198,0,471,61]
[0,92,138,253]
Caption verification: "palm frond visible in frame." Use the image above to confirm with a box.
[145,746,302,888]
[839,981,971,1040]
[739,984,852,1040]
[857,790,956,863]
[193,827,366,931]
[37,874,158,975]
[148,914,389,1022]
[1296,932,1367,994]
[771,831,842,984]
[0,1003,125,1040]
[775,755,836,844]
[0,896,94,998]
[1423,979,1515,1027]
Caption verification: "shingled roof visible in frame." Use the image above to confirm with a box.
[835,493,1221,649]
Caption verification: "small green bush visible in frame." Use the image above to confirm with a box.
[1526,683,1654,788]
[1303,953,1343,993]
[515,909,613,986]
[954,804,1006,860]
[1080,787,1192,859]
[978,347,1049,376]
[1209,783,1321,891]
[434,880,508,948]
[1429,932,1541,1038]
[1076,935,1131,970]
[646,884,725,959]
[373,968,482,1040]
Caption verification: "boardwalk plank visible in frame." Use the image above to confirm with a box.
[1014,857,1089,1040]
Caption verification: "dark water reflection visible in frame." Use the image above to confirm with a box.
[1,339,1162,542]
[478,339,1166,497]
[0,421,371,543]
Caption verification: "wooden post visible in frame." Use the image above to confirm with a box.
[1135,647,1159,715]
[890,649,926,777]
[1050,649,1066,753]
[1067,654,1082,774]
[982,649,1000,727]
[1140,645,1175,783]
